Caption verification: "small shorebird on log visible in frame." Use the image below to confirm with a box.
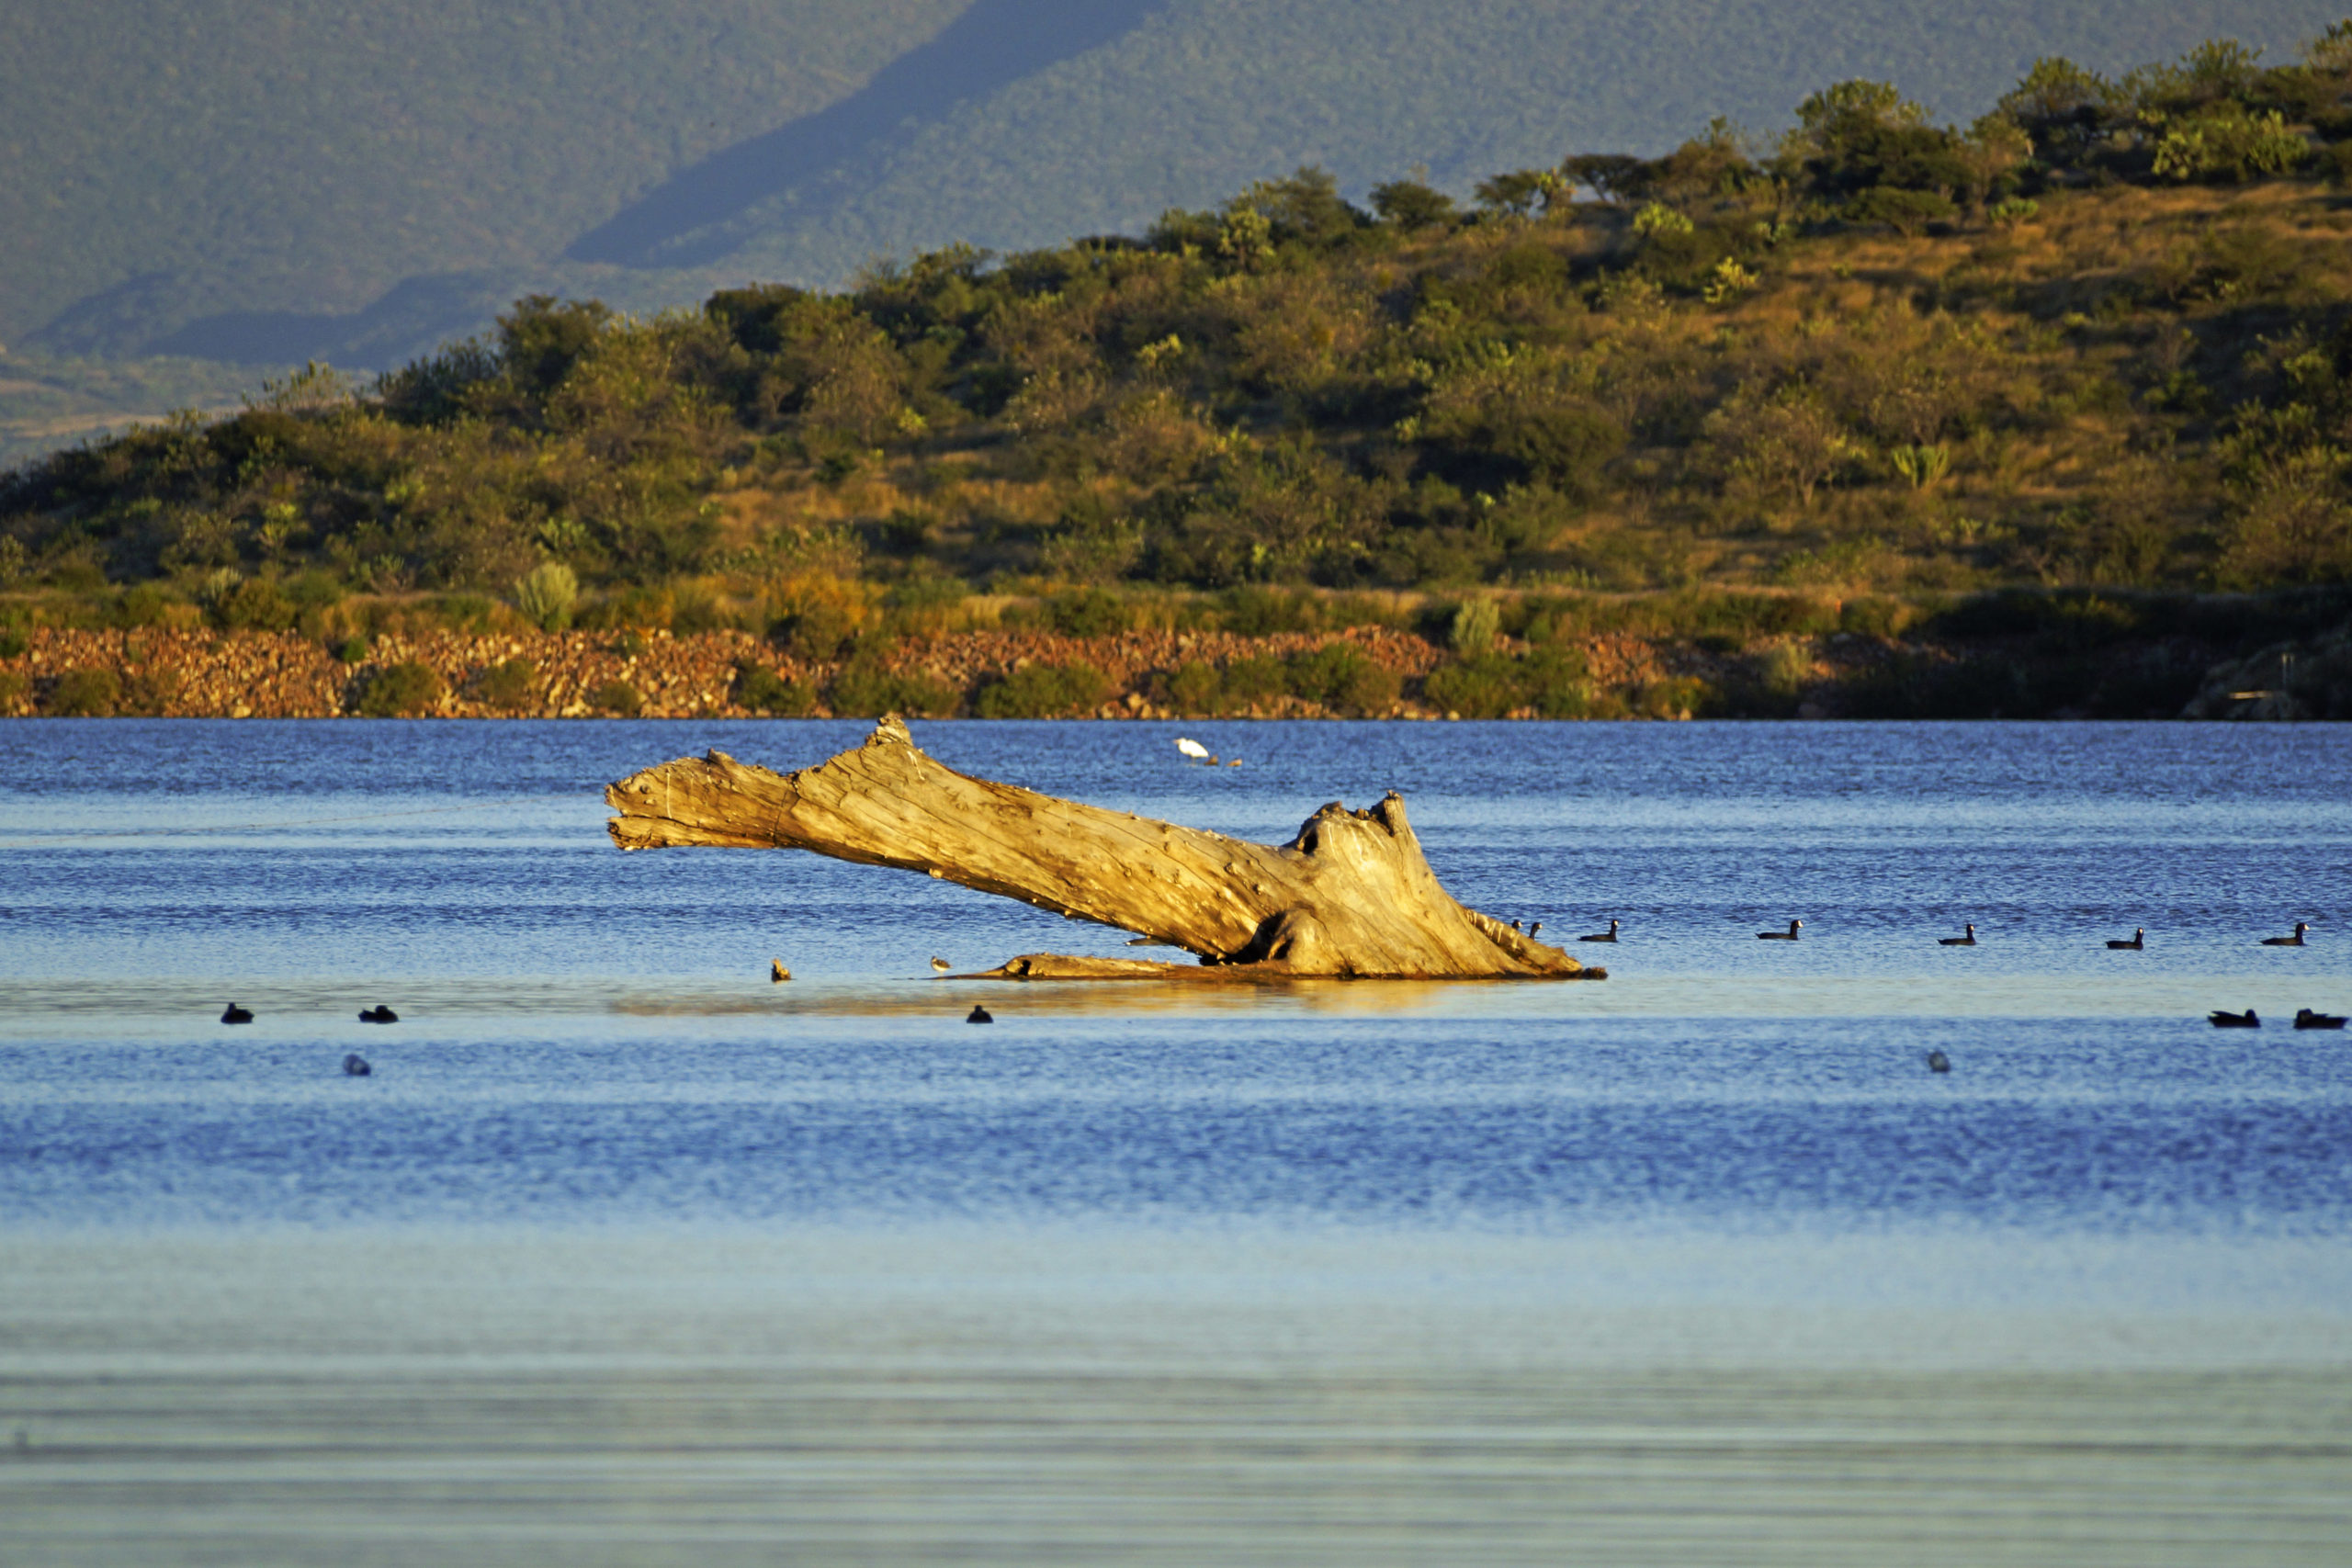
[931,957,952,974]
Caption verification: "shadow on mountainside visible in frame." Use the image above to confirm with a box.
[566,0,1172,269]
[28,270,521,370]
[25,0,1170,367]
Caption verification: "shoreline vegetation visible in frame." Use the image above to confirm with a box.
[7,32,2352,720]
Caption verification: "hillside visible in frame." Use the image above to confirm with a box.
[4,0,2343,378]
[6,35,2352,720]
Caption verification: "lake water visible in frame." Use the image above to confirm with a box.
[4,718,2349,1564]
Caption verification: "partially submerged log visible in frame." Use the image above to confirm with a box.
[605,716,1596,981]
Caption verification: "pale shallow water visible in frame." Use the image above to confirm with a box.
[3,719,2349,1563]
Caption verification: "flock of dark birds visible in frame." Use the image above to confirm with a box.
[214,917,2335,1077]
[1564,916,2341,1037]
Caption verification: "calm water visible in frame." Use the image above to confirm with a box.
[4,719,2350,1564]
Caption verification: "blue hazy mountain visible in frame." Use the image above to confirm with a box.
[6,0,2346,372]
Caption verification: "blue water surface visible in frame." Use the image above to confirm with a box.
[2,718,2347,1242]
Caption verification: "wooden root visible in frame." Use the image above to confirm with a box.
[605,716,1595,981]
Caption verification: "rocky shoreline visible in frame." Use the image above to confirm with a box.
[0,619,2332,720]
[0,622,1731,720]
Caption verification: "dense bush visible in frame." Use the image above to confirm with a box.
[1283,643,1401,715]
[830,659,958,716]
[589,679,643,716]
[42,667,123,716]
[355,660,445,717]
[976,660,1112,718]
[733,660,816,716]
[472,659,539,712]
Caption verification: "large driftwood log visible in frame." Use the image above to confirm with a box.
[605,716,1594,981]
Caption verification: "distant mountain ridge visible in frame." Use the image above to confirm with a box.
[5,0,2346,375]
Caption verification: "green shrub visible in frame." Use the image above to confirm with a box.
[1285,643,1401,716]
[1838,596,1914,639]
[1218,655,1286,709]
[831,659,959,716]
[0,671,27,711]
[1847,186,1956,234]
[976,660,1112,717]
[111,582,179,627]
[773,600,857,660]
[589,679,643,716]
[334,635,370,663]
[1162,660,1221,714]
[1449,598,1501,655]
[514,561,579,632]
[43,667,122,716]
[881,575,967,635]
[0,624,27,660]
[119,668,179,716]
[1217,587,1317,636]
[429,593,500,634]
[355,660,446,717]
[211,578,297,632]
[473,658,540,712]
[1520,647,1596,717]
[1634,675,1712,718]
[1043,588,1129,637]
[669,584,737,636]
[1423,653,1521,718]
[734,660,818,716]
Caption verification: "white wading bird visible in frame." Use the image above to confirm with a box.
[1175,738,1211,761]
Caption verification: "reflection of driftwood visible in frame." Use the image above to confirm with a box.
[606,716,1595,981]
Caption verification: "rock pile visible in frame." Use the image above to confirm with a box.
[1,625,1453,719]
[0,621,1918,720]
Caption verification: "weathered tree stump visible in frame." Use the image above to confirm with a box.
[605,716,1596,981]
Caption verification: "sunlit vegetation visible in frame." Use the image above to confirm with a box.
[6,30,2352,720]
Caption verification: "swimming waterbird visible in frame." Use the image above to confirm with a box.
[1927,1050,1951,1073]
[1758,919,1804,941]
[1578,919,1619,942]
[1939,924,1977,946]
[343,1054,372,1076]
[2107,929,2145,950]
[220,1003,253,1024]
[966,1005,993,1024]
[2294,1008,2346,1030]
[358,1006,398,1023]
[2262,922,2312,947]
[2209,1008,2260,1028]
